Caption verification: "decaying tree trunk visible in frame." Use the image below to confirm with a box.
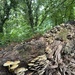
[0,22,75,75]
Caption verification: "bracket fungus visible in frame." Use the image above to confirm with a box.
[3,60,20,71]
[10,64,18,70]
[3,61,14,68]
[13,60,20,65]
[3,60,28,75]
[10,60,20,70]
[14,67,28,75]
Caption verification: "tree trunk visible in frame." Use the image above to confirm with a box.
[0,25,3,33]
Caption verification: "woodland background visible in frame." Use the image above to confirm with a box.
[0,0,75,46]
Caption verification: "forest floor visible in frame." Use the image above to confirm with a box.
[0,23,75,75]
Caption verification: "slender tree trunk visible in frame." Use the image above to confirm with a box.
[26,0,34,29]
[0,21,5,33]
[0,25,3,33]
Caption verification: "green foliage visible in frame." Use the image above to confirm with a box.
[0,0,75,46]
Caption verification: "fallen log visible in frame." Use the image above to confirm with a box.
[0,23,75,75]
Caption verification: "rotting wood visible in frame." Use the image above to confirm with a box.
[0,23,75,75]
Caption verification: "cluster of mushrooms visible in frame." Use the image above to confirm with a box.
[3,60,28,75]
[28,55,49,75]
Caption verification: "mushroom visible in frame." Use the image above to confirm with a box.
[28,63,34,66]
[14,67,28,75]
[13,60,20,65]
[3,61,14,69]
[3,60,20,70]
[10,64,18,70]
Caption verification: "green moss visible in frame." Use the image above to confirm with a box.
[58,28,69,41]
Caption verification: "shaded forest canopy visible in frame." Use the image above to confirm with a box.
[0,0,75,46]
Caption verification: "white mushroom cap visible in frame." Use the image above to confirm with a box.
[28,63,34,66]
[10,64,18,70]
[3,61,14,66]
[15,67,28,74]
[13,60,20,65]
[31,54,47,62]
